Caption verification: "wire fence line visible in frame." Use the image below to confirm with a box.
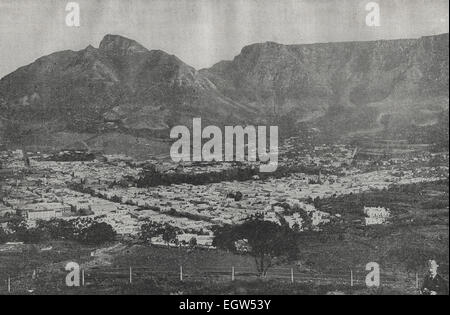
[0,265,423,294]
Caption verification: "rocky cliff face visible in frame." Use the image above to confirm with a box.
[0,35,250,141]
[202,33,448,135]
[0,33,448,146]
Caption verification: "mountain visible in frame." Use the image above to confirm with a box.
[0,33,448,150]
[0,34,253,146]
[201,33,449,139]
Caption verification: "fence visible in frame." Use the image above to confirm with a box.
[0,265,424,294]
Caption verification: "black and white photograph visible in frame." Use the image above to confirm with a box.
[0,0,448,299]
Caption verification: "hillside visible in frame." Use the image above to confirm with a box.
[0,34,253,147]
[0,33,448,149]
[202,33,449,139]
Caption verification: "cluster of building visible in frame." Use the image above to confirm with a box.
[0,144,448,247]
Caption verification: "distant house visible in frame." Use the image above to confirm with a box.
[16,203,72,221]
[364,206,390,225]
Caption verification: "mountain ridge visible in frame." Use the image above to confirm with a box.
[0,33,448,149]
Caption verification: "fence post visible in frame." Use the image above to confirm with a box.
[415,273,419,289]
[129,267,133,284]
[7,277,11,293]
[291,268,294,284]
[350,269,354,287]
[180,265,183,282]
[81,269,85,287]
[232,267,235,281]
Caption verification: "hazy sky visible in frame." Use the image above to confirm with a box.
[0,0,448,78]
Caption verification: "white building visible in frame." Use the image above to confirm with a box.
[364,206,390,225]
[16,203,72,221]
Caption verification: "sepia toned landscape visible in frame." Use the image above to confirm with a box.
[0,0,448,296]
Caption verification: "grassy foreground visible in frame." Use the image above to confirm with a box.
[1,180,448,295]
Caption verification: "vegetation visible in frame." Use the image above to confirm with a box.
[0,180,447,294]
[213,215,298,277]
[162,225,179,247]
[141,221,179,247]
[45,151,96,162]
[0,226,8,244]
[79,222,116,245]
[135,163,322,188]
[2,217,116,245]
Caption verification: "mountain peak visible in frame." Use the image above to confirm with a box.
[99,34,148,55]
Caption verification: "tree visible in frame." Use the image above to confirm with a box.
[80,222,116,245]
[140,221,179,247]
[162,224,178,247]
[6,216,29,242]
[0,226,8,244]
[2,217,115,245]
[24,227,50,243]
[35,218,75,240]
[296,209,313,232]
[188,237,197,248]
[292,222,301,233]
[213,215,298,277]
[140,221,165,244]
[5,217,51,243]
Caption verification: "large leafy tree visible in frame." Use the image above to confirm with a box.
[80,222,116,245]
[36,218,76,240]
[140,221,165,244]
[141,221,179,247]
[213,215,298,277]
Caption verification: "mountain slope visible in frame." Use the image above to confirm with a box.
[0,33,448,149]
[0,34,252,143]
[201,33,449,137]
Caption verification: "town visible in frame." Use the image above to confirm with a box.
[1,137,448,248]
[170,118,279,172]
